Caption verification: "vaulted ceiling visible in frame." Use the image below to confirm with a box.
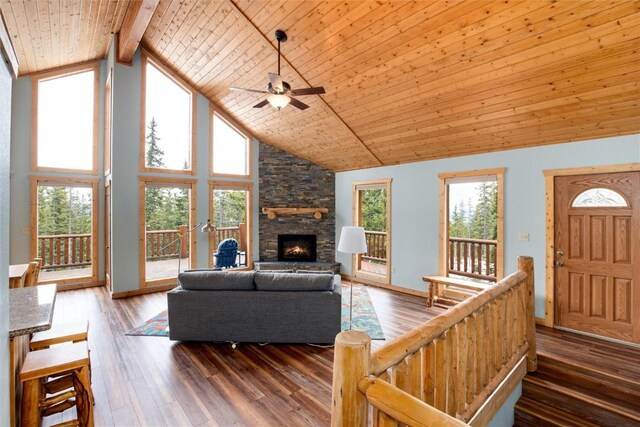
[2,0,639,171]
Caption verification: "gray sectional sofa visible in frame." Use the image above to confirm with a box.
[167,270,342,344]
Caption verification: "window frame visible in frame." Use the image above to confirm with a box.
[208,180,253,270]
[438,168,505,281]
[140,49,196,175]
[31,62,100,174]
[352,178,392,285]
[138,176,197,288]
[210,105,253,180]
[30,176,100,288]
[104,68,113,176]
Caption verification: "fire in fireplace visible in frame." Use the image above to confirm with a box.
[278,234,317,262]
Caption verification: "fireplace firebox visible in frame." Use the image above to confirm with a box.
[278,234,317,262]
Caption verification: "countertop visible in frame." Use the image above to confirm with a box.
[9,284,57,338]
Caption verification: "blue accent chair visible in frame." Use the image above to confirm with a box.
[214,238,239,269]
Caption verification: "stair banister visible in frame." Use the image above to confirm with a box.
[331,256,536,427]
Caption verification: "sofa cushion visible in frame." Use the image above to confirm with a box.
[254,272,334,291]
[179,270,255,291]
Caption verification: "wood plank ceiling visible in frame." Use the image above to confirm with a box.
[1,0,639,171]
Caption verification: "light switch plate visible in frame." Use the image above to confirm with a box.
[518,232,530,241]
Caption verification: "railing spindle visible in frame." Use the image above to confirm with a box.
[434,332,447,412]
[421,342,435,406]
[456,319,468,417]
[446,325,458,416]
[466,314,477,404]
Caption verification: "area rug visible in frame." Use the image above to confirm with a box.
[126,286,385,340]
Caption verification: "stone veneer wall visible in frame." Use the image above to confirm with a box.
[259,143,335,262]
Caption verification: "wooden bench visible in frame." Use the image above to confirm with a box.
[422,275,493,307]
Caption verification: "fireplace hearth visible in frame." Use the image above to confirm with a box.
[278,234,317,262]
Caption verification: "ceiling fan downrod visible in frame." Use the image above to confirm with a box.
[275,29,287,76]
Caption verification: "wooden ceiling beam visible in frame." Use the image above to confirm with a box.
[225,0,382,168]
[0,9,19,77]
[117,0,159,65]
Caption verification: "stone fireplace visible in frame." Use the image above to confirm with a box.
[258,143,336,263]
[278,234,317,262]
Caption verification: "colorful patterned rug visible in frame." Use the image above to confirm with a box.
[126,286,385,340]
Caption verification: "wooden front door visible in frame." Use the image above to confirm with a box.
[555,171,640,344]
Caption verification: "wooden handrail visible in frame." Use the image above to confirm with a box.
[370,270,526,375]
[359,378,466,427]
[331,256,536,427]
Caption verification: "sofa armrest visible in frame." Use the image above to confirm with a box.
[332,283,342,296]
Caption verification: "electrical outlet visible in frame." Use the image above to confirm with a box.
[21,227,30,235]
[518,232,530,241]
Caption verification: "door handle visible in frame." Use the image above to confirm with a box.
[556,260,564,268]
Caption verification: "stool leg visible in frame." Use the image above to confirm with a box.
[72,366,94,427]
[21,378,42,427]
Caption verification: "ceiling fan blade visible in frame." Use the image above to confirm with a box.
[253,99,270,108]
[268,72,284,93]
[289,97,309,110]
[230,87,269,94]
[290,87,326,96]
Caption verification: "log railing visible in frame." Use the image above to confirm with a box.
[364,231,387,261]
[449,237,497,282]
[37,234,92,270]
[332,256,536,427]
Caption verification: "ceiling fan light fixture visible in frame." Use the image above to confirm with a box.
[267,94,290,110]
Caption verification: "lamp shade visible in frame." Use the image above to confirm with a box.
[201,219,215,233]
[338,226,368,254]
[267,94,290,110]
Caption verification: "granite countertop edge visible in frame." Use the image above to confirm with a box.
[9,284,57,338]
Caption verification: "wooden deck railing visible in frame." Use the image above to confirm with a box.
[449,237,497,282]
[37,234,92,270]
[214,226,240,245]
[364,231,387,261]
[331,256,536,427]
[145,228,187,260]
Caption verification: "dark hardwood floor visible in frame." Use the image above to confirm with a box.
[44,282,444,426]
[515,326,640,427]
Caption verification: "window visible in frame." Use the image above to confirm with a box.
[139,178,196,287]
[209,181,252,269]
[104,69,113,175]
[352,179,392,284]
[32,63,98,172]
[572,188,627,207]
[439,168,505,282]
[142,52,195,173]
[31,177,99,285]
[211,109,251,177]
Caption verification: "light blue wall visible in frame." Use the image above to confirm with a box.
[487,383,521,427]
[0,54,13,426]
[336,135,640,317]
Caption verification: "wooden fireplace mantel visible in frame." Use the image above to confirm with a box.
[261,207,329,220]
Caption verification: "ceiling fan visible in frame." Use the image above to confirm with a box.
[230,30,325,111]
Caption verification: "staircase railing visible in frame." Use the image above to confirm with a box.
[331,256,537,426]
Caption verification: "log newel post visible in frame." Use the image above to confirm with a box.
[518,256,537,372]
[331,330,371,427]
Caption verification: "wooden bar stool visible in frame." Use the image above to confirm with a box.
[30,321,89,351]
[20,342,93,427]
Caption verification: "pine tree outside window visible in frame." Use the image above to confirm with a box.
[142,52,195,173]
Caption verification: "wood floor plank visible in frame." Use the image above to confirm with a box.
[41,282,444,426]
